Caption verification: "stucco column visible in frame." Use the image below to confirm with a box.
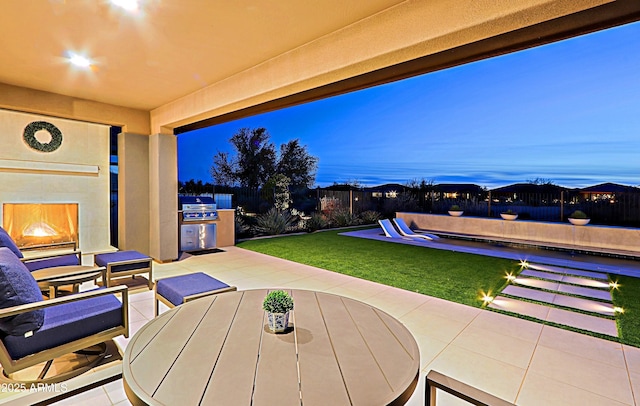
[149,132,178,262]
[118,132,150,255]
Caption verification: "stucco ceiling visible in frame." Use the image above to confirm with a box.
[0,0,405,111]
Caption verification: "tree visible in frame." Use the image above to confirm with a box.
[526,177,557,186]
[210,151,236,186]
[210,128,276,188]
[179,179,213,194]
[210,127,318,189]
[277,139,318,188]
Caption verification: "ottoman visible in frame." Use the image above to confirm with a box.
[94,250,153,289]
[154,272,236,316]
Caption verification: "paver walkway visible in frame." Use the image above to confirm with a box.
[491,262,618,337]
[345,227,631,338]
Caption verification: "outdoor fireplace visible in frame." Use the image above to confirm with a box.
[2,203,79,249]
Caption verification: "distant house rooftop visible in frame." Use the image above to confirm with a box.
[490,183,568,194]
[434,184,484,193]
[579,182,640,194]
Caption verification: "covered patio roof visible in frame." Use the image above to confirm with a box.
[1,1,639,134]
[1,0,639,260]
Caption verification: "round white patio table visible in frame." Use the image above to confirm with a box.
[123,289,420,405]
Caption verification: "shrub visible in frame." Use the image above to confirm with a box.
[383,193,419,215]
[235,215,251,237]
[262,290,294,313]
[449,205,461,211]
[569,210,588,219]
[306,212,328,232]
[320,196,341,217]
[502,209,517,215]
[255,208,294,235]
[263,174,292,210]
[329,207,359,227]
[359,210,381,224]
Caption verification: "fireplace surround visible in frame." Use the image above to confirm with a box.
[0,109,112,255]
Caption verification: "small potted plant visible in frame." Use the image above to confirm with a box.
[448,205,463,217]
[500,209,518,221]
[263,290,294,333]
[568,210,590,226]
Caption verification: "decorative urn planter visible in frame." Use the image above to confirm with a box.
[500,213,518,221]
[448,206,463,217]
[568,210,590,226]
[263,290,294,334]
[266,311,290,333]
[569,218,590,226]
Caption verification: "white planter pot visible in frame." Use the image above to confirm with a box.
[448,211,463,217]
[500,213,518,221]
[267,311,290,333]
[569,218,590,226]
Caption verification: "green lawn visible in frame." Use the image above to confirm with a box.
[612,276,640,347]
[238,228,517,308]
[238,227,640,347]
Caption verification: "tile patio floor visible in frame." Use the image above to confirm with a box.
[42,246,640,405]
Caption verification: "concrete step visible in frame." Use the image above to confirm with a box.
[525,263,608,280]
[489,296,618,337]
[511,278,612,301]
[502,286,614,315]
[556,284,612,301]
[519,270,610,289]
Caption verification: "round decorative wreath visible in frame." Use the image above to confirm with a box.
[23,121,63,152]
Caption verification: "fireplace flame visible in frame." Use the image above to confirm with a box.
[3,203,77,248]
[23,222,58,237]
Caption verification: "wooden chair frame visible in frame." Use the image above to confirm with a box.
[102,257,153,289]
[0,286,129,383]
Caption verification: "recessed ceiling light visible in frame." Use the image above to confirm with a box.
[111,0,138,11]
[68,53,92,68]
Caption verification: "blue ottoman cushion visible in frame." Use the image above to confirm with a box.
[0,227,23,259]
[23,253,80,272]
[95,251,150,273]
[0,248,45,336]
[157,272,231,306]
[2,289,123,359]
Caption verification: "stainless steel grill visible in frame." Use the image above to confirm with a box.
[178,196,218,252]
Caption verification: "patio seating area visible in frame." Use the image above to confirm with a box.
[1,245,632,406]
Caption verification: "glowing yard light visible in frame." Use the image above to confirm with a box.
[481,291,494,304]
[614,307,624,314]
[506,272,516,282]
[519,260,529,268]
[609,281,620,290]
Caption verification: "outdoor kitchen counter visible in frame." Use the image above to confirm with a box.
[123,289,420,406]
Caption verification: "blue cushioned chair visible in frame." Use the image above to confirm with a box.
[154,272,236,316]
[0,225,82,272]
[0,226,103,298]
[0,248,128,383]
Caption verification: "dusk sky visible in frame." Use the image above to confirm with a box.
[177,21,639,189]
